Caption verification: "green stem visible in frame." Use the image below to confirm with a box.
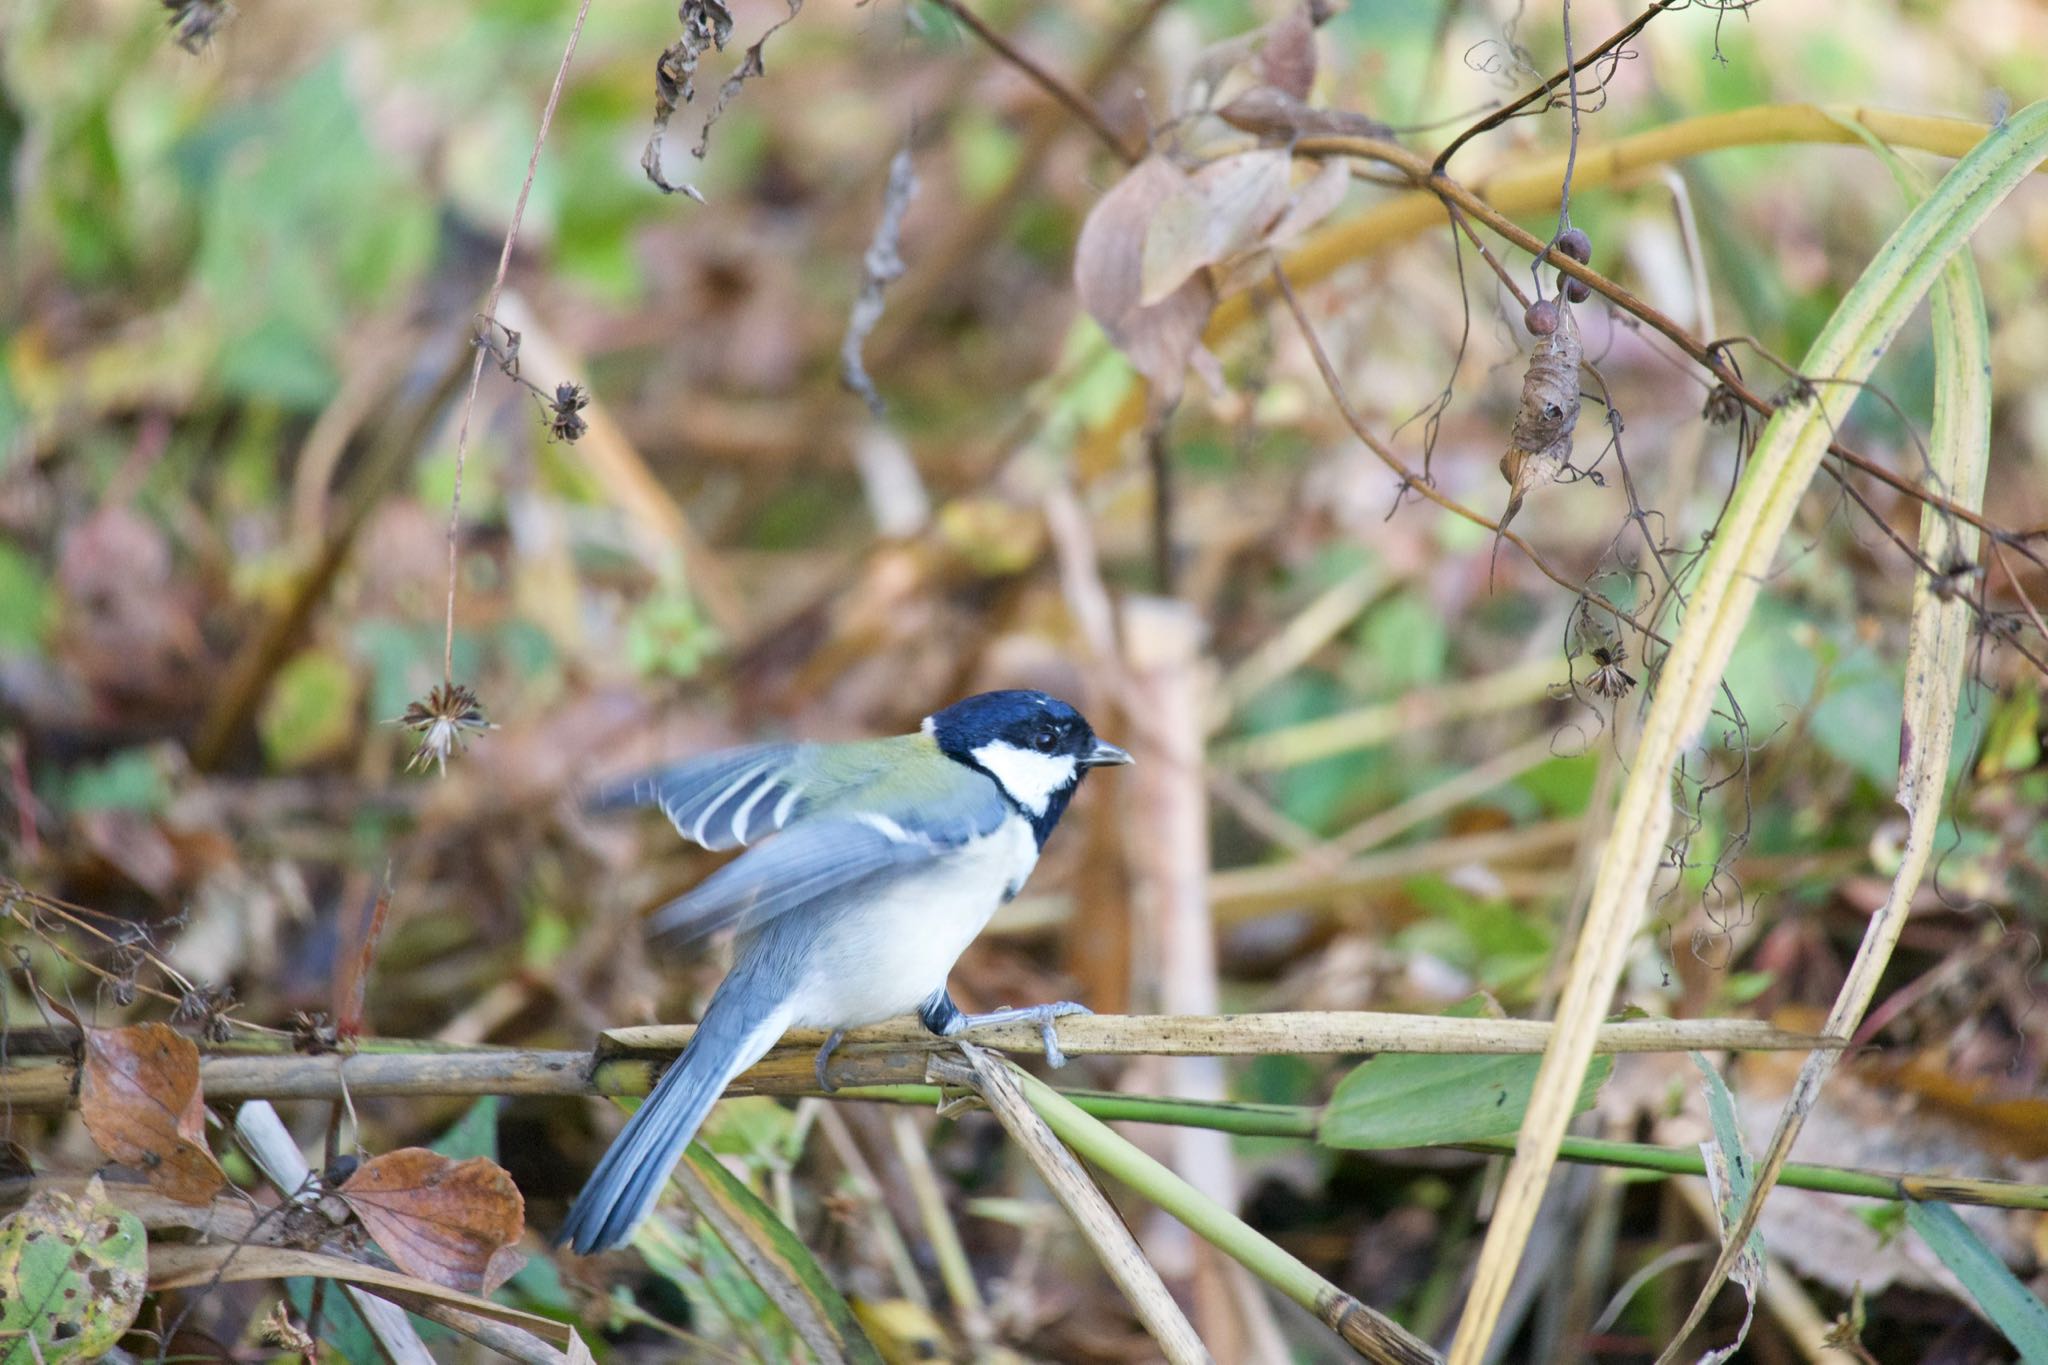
[1003,1067,1439,1365]
[829,1085,2048,1212]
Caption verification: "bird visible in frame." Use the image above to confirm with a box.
[558,689,1131,1254]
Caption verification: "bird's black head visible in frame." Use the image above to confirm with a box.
[925,690,1131,844]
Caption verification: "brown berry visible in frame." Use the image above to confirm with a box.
[1561,272,1592,304]
[1556,226,1592,263]
[1524,299,1560,336]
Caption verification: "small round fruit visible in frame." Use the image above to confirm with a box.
[1524,299,1560,335]
[1562,273,1592,304]
[1556,226,1592,263]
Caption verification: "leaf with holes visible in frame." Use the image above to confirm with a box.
[0,1176,147,1363]
[339,1148,526,1295]
[77,1023,226,1205]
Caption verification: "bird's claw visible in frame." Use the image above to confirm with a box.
[958,1001,1092,1069]
[814,1028,846,1094]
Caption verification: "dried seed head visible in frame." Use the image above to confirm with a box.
[290,1010,341,1054]
[547,382,590,443]
[1587,645,1638,699]
[394,683,495,777]
[1702,384,1744,425]
[1929,557,1982,603]
[1524,299,1560,336]
[162,0,233,52]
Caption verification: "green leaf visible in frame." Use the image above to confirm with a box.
[258,647,360,769]
[64,747,170,814]
[432,1097,501,1163]
[1320,998,1612,1149]
[673,1144,886,1365]
[1691,1052,1765,1279]
[0,1177,147,1363]
[0,543,52,651]
[1904,1201,2048,1362]
[624,588,720,681]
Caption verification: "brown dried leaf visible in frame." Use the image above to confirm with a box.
[1499,305,1584,527]
[77,1023,226,1205]
[1216,87,1392,143]
[1074,156,1219,419]
[1184,2,1319,111]
[1140,149,1292,307]
[641,0,733,200]
[1263,158,1351,251]
[339,1148,526,1296]
[1253,3,1317,100]
[692,0,801,160]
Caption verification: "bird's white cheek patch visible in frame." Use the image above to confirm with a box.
[972,742,1077,816]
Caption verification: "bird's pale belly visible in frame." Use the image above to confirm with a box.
[782,819,1039,1029]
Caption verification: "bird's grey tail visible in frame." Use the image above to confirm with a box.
[558,981,788,1254]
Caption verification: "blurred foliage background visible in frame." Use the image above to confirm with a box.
[3,0,2048,1359]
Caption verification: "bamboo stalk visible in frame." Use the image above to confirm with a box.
[946,1046,1211,1365]
[0,1014,1836,1112]
[977,1060,1440,1365]
[1208,820,1584,918]
[1214,657,1559,770]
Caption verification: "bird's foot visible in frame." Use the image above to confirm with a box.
[954,1001,1092,1069]
[813,1027,847,1093]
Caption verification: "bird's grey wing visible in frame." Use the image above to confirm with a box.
[646,818,925,941]
[648,762,1012,942]
[590,743,813,852]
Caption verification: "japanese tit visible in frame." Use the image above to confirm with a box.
[559,689,1130,1254]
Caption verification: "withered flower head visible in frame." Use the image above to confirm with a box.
[163,0,233,51]
[548,382,589,443]
[1701,383,1744,426]
[1587,644,1638,700]
[395,682,494,776]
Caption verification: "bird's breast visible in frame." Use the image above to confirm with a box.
[783,816,1040,1028]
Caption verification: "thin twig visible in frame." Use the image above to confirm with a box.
[440,0,595,685]
[1433,0,1678,173]
[928,0,1137,163]
[1270,262,1665,647]
[1293,131,2048,644]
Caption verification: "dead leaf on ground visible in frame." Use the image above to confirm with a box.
[77,1022,227,1205]
[338,1147,527,1295]
[258,1300,318,1353]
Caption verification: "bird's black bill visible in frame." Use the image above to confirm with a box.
[1082,740,1133,768]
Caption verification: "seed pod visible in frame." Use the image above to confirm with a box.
[1524,299,1560,336]
[1499,304,1583,527]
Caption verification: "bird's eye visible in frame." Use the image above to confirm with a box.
[1033,729,1058,753]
